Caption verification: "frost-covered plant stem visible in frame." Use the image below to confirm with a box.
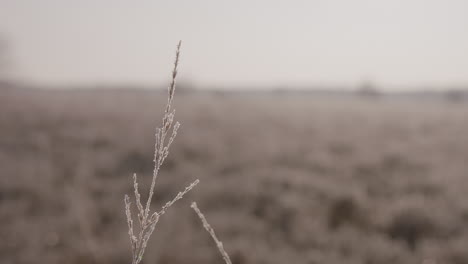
[124,41,199,264]
[191,202,232,264]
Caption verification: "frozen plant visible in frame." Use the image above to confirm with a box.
[123,41,199,264]
[191,202,232,264]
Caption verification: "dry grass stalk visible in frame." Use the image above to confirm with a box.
[124,41,199,264]
[191,202,232,264]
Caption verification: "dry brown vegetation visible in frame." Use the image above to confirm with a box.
[1,87,468,264]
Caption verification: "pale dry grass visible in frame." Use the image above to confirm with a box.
[2,82,468,264]
[123,41,199,264]
[191,202,232,264]
[122,41,231,264]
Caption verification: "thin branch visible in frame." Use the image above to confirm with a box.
[191,202,232,264]
[123,41,198,264]
[145,41,182,220]
[158,179,200,216]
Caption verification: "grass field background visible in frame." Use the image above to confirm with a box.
[2,87,468,264]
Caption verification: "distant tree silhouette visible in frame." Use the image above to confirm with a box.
[0,35,11,81]
[0,36,7,70]
[356,80,381,98]
[0,34,15,89]
[445,88,467,103]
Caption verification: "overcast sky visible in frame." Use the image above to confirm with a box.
[1,0,468,89]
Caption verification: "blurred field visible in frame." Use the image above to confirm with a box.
[2,87,468,264]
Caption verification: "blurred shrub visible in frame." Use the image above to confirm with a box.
[252,193,295,235]
[442,242,468,264]
[327,195,367,231]
[445,251,468,264]
[386,209,436,250]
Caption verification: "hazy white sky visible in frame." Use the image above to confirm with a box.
[1,0,468,89]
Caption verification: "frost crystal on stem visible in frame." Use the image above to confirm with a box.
[191,202,232,264]
[123,41,199,264]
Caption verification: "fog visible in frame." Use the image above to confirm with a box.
[3,2,468,264]
[1,0,468,89]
